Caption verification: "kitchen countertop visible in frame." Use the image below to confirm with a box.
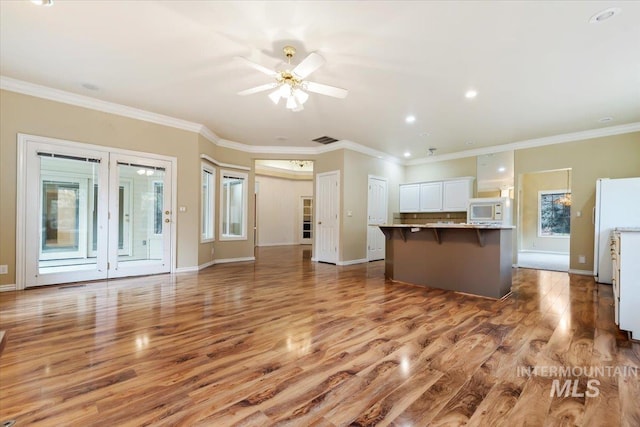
[378,223,515,230]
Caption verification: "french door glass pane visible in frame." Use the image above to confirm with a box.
[117,163,165,263]
[39,156,98,273]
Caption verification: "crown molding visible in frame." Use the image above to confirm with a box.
[200,154,251,171]
[3,76,637,166]
[0,76,206,134]
[407,122,640,165]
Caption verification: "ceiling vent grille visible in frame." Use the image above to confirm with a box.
[312,136,339,145]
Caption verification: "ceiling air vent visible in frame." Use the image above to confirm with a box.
[312,136,339,145]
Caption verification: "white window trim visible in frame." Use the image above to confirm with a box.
[538,189,571,239]
[219,169,248,241]
[201,163,216,243]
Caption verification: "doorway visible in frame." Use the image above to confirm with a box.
[17,134,175,288]
[517,169,571,272]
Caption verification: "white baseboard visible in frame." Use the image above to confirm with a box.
[174,266,199,273]
[214,256,256,264]
[0,284,17,292]
[256,242,297,247]
[518,250,570,255]
[198,260,216,270]
[568,269,593,276]
[337,258,368,266]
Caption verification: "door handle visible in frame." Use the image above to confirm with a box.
[318,221,322,225]
[165,210,171,215]
[165,218,170,223]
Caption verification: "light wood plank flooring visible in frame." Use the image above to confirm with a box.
[0,246,639,426]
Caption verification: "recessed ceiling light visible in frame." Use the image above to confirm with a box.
[589,7,621,23]
[82,83,99,91]
[498,167,506,173]
[31,0,53,5]
[465,90,478,99]
[465,141,475,146]
[419,132,429,137]
[275,136,288,141]
[598,117,613,123]
[404,151,411,158]
[405,115,416,124]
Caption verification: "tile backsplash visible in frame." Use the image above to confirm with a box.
[393,211,467,224]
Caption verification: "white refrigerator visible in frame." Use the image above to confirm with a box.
[593,177,640,284]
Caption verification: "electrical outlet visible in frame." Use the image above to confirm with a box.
[211,247,215,256]
[578,255,586,264]
[0,265,8,275]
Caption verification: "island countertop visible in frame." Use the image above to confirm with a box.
[377,223,515,230]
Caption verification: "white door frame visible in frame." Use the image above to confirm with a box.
[314,170,340,264]
[367,175,388,261]
[16,133,177,290]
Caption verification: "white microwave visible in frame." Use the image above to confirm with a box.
[467,197,513,225]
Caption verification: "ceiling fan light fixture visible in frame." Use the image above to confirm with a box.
[268,89,281,105]
[294,89,309,105]
[286,96,298,110]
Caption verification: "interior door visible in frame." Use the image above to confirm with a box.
[367,176,387,261]
[300,197,313,244]
[107,155,172,278]
[316,171,339,264]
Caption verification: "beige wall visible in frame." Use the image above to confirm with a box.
[341,150,404,262]
[0,90,200,285]
[198,136,256,265]
[515,132,640,271]
[520,170,571,253]
[405,157,477,184]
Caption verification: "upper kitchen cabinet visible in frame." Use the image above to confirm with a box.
[443,178,474,211]
[399,183,420,212]
[399,177,474,213]
[419,181,443,212]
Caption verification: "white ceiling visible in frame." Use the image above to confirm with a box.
[1,1,639,160]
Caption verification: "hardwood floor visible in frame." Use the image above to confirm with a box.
[0,246,639,426]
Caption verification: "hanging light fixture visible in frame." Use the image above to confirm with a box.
[555,169,572,207]
[266,46,310,111]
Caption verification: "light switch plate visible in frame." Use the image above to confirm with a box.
[0,265,8,275]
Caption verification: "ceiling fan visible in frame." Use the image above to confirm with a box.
[236,46,348,112]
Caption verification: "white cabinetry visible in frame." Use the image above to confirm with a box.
[443,179,474,211]
[399,183,420,212]
[399,177,474,213]
[611,229,640,340]
[419,182,443,211]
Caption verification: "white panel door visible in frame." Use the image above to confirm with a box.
[367,176,387,261]
[316,171,339,264]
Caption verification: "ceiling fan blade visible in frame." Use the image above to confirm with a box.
[292,52,325,79]
[238,83,278,96]
[304,81,348,99]
[235,56,278,77]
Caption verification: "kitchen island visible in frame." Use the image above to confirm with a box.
[378,224,514,299]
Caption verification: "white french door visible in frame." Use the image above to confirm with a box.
[367,176,387,261]
[315,171,339,264]
[19,135,174,288]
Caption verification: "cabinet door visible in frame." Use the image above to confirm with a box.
[419,182,443,212]
[399,184,420,212]
[443,179,473,212]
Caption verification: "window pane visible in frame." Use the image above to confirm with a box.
[201,168,214,240]
[540,192,571,236]
[221,172,246,239]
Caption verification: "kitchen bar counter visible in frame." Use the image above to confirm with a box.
[379,224,513,298]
